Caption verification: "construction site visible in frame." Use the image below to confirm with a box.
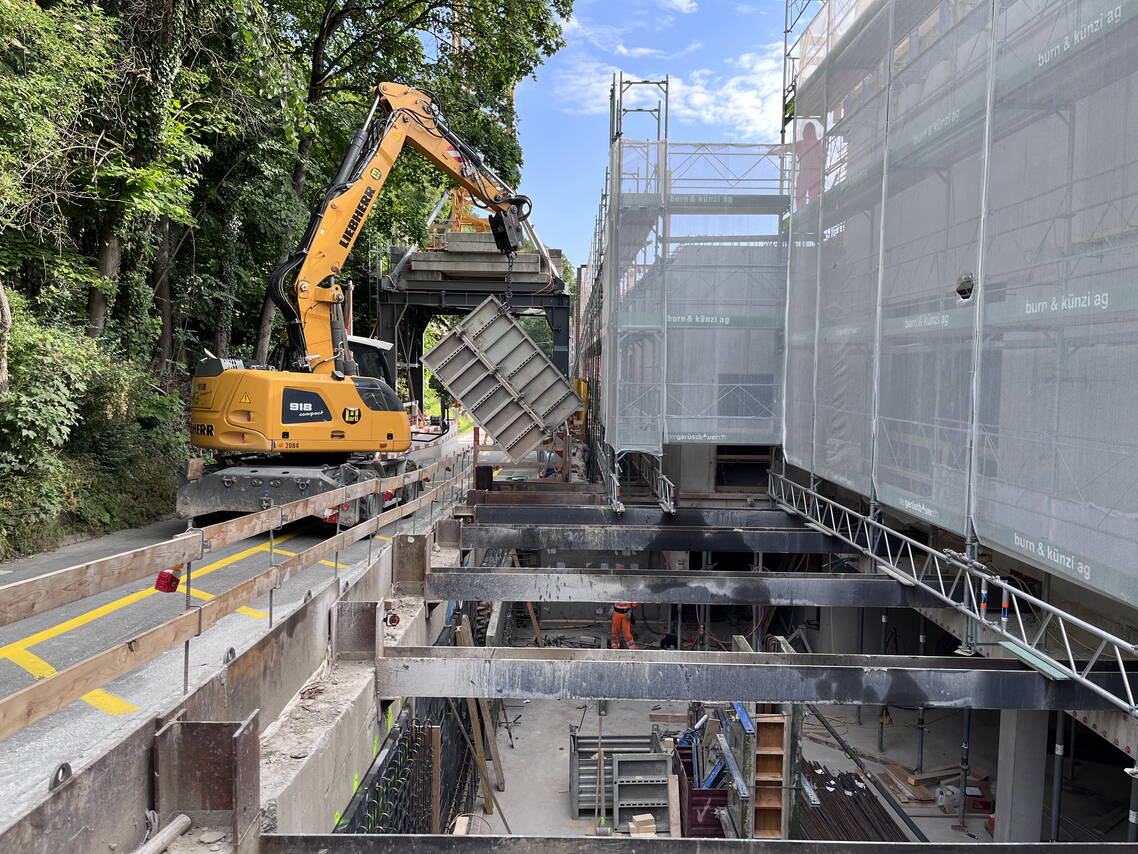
[3,0,1138,851]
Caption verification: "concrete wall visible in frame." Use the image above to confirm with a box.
[261,664,381,833]
[662,444,716,495]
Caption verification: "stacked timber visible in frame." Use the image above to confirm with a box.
[392,231,564,287]
[797,762,908,842]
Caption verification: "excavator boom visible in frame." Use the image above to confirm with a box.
[274,82,529,376]
[187,83,530,459]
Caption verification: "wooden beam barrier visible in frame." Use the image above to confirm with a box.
[0,458,472,741]
[0,450,472,629]
[0,534,204,628]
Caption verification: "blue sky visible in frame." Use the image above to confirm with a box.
[515,0,788,268]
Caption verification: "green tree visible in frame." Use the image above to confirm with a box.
[250,0,571,360]
[0,0,573,556]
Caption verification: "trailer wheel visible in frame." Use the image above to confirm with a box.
[400,477,421,505]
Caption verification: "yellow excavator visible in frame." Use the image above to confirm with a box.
[177,82,531,520]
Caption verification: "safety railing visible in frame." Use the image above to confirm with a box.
[623,450,677,514]
[0,451,474,741]
[768,471,1138,715]
[590,437,624,513]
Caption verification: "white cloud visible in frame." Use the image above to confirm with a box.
[553,44,785,140]
[559,14,632,53]
[616,44,667,58]
[614,40,702,60]
[668,45,785,139]
[660,0,698,12]
[554,56,622,116]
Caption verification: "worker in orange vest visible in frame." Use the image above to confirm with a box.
[610,602,640,650]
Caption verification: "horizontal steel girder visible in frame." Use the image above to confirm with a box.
[460,523,842,553]
[466,490,607,506]
[262,835,1112,853]
[471,505,817,528]
[379,289,570,308]
[376,648,1131,709]
[425,568,942,607]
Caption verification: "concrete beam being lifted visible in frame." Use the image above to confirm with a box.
[375,647,1131,710]
[424,568,942,608]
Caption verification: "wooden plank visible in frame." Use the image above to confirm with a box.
[0,533,203,628]
[376,451,465,492]
[884,763,933,802]
[906,764,961,787]
[460,618,506,793]
[668,774,681,838]
[509,550,545,649]
[465,690,493,814]
[0,597,201,740]
[430,725,443,833]
[649,713,690,724]
[275,522,367,577]
[199,506,283,550]
[525,604,546,648]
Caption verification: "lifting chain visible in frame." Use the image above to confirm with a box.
[503,251,515,307]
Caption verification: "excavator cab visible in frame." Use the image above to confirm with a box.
[346,335,396,388]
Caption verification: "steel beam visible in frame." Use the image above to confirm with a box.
[424,568,942,607]
[154,711,260,853]
[471,505,820,528]
[459,523,842,553]
[261,836,1111,853]
[392,533,429,595]
[489,480,604,493]
[375,648,1132,710]
[381,289,571,308]
[465,490,606,506]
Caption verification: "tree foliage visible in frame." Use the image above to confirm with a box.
[0,0,572,556]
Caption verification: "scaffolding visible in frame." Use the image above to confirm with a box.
[783,0,1138,605]
[580,80,791,502]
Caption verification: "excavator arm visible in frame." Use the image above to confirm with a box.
[270,82,530,375]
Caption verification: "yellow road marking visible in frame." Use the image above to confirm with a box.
[186,588,268,619]
[375,535,392,541]
[273,548,348,569]
[0,532,298,657]
[5,648,138,714]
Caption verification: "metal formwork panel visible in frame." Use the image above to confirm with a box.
[568,732,654,817]
[423,296,581,461]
